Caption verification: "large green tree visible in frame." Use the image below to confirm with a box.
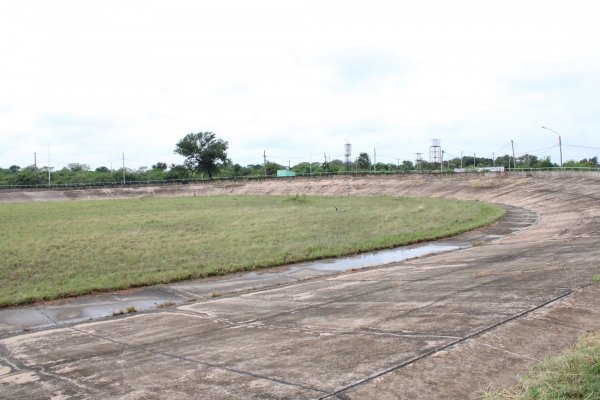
[174,132,229,178]
[357,152,371,170]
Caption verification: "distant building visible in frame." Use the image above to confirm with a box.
[277,169,296,177]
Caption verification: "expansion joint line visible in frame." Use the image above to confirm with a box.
[319,289,574,400]
[66,325,328,396]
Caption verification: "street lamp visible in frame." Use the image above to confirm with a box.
[541,126,563,168]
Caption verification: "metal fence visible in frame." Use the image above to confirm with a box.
[1,167,598,191]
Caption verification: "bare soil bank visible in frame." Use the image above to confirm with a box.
[0,172,576,204]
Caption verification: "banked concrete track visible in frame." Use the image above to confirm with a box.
[1,173,600,399]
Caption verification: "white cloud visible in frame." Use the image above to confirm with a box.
[1,0,599,169]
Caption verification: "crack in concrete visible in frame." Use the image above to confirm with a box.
[318,289,574,399]
[470,341,542,362]
[66,325,329,396]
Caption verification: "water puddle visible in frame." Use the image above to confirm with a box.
[295,243,462,273]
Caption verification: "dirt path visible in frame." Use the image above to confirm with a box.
[1,173,599,399]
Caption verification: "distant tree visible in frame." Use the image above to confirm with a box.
[9,165,20,173]
[291,162,312,174]
[577,157,598,168]
[67,163,90,172]
[265,161,283,176]
[174,132,229,178]
[95,166,110,173]
[374,162,389,172]
[401,160,413,171]
[329,159,345,173]
[13,166,37,185]
[165,164,189,180]
[357,152,371,170]
[152,162,168,171]
[535,157,553,168]
[516,154,538,168]
[222,163,252,176]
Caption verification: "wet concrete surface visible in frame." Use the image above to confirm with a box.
[1,173,600,399]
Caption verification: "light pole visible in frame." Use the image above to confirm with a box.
[541,126,563,168]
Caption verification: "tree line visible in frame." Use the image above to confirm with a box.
[1,132,598,186]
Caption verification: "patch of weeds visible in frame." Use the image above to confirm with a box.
[157,300,176,308]
[473,271,495,278]
[283,194,309,203]
[113,305,137,315]
[527,386,541,399]
[593,274,600,283]
[484,331,600,399]
[210,291,221,298]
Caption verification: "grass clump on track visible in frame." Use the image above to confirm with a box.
[0,195,504,306]
[485,331,600,400]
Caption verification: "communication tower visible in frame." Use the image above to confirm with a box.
[429,139,442,164]
[415,153,422,170]
[344,142,352,170]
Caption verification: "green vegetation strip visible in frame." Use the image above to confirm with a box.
[485,331,600,399]
[0,195,504,306]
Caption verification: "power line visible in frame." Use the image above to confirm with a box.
[515,144,559,156]
[563,144,600,150]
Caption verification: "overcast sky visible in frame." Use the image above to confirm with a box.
[1,0,599,170]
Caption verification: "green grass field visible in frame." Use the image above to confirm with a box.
[0,195,504,306]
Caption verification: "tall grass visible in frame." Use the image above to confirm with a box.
[485,331,600,399]
[0,195,503,306]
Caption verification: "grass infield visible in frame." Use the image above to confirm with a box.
[0,195,504,306]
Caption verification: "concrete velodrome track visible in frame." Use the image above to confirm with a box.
[1,172,600,399]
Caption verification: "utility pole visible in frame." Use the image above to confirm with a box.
[511,140,516,170]
[263,150,267,176]
[373,147,376,172]
[47,145,51,187]
[492,152,495,166]
[460,150,463,169]
[122,153,126,184]
[441,150,444,172]
[473,153,476,168]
